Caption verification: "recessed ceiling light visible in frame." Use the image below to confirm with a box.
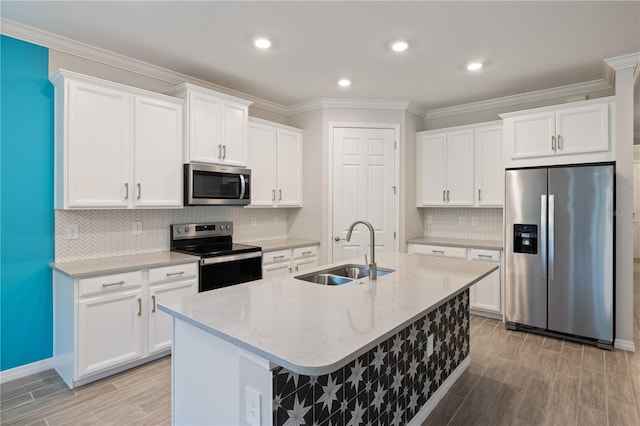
[254,37,272,49]
[466,61,483,71]
[391,40,409,52]
[338,79,351,87]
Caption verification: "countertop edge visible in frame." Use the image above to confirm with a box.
[240,238,321,252]
[407,237,503,250]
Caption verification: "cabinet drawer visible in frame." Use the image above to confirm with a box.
[293,245,318,259]
[263,249,292,264]
[467,249,501,262]
[79,271,143,297]
[149,262,198,283]
[411,244,466,259]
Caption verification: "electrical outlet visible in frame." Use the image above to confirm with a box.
[426,215,433,225]
[245,386,261,426]
[471,217,479,226]
[427,334,434,357]
[132,222,143,235]
[250,216,256,227]
[64,224,78,240]
[458,216,465,226]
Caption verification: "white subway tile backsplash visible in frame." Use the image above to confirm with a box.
[55,207,291,262]
[423,208,503,241]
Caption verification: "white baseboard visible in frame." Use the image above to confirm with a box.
[614,339,636,352]
[407,356,471,426]
[0,358,54,384]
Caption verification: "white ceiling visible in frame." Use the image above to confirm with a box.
[2,1,639,115]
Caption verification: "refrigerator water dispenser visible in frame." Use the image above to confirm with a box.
[513,224,537,254]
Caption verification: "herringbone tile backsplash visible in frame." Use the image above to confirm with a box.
[55,208,290,262]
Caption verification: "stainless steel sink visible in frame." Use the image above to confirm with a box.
[295,264,395,285]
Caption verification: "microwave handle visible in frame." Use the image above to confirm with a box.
[239,175,246,199]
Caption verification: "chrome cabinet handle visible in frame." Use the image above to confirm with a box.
[557,135,561,150]
[295,266,299,272]
[151,295,156,313]
[218,144,222,159]
[478,189,481,202]
[124,183,129,200]
[279,189,282,201]
[137,298,142,317]
[274,255,285,260]
[272,189,276,201]
[551,135,556,151]
[102,280,125,288]
[137,183,141,199]
[446,190,450,202]
[222,144,226,159]
[432,250,445,254]
[166,271,185,277]
[478,254,492,259]
[302,251,312,255]
[288,267,292,273]
[443,190,446,202]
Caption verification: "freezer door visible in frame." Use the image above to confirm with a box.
[505,168,548,329]
[547,165,614,341]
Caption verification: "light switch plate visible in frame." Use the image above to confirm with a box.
[427,334,434,357]
[426,215,433,225]
[458,216,465,226]
[471,217,479,226]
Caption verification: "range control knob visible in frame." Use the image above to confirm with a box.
[176,227,181,233]
[184,226,190,233]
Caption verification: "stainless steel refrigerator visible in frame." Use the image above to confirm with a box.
[504,163,615,349]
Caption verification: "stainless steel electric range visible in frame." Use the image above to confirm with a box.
[170,222,262,292]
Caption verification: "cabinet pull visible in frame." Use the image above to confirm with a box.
[302,251,312,255]
[137,183,141,200]
[222,144,226,159]
[124,183,129,200]
[446,190,450,202]
[151,295,156,313]
[218,144,222,159]
[295,266,299,272]
[551,135,556,151]
[478,189,481,202]
[279,189,282,201]
[288,267,292,273]
[478,254,492,259]
[443,190,446,202]
[273,255,285,260]
[137,298,142,317]
[557,135,561,150]
[166,271,185,277]
[432,250,445,254]
[272,189,276,201]
[102,280,125,288]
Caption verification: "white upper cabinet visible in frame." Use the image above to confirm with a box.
[247,118,303,207]
[475,125,504,206]
[167,83,252,167]
[51,70,184,209]
[501,97,614,167]
[417,121,502,208]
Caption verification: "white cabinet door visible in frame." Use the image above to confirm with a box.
[247,122,277,206]
[78,289,143,377]
[475,125,503,206]
[555,103,609,155]
[446,130,474,206]
[134,96,183,207]
[418,133,447,206]
[221,100,248,167]
[509,112,556,160]
[263,262,292,279]
[470,268,501,314]
[276,128,303,207]
[148,279,197,355]
[66,80,132,208]
[188,92,222,163]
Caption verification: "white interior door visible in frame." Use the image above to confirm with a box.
[634,161,640,259]
[332,127,396,263]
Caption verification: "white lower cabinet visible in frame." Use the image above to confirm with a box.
[262,245,318,279]
[408,243,502,318]
[53,261,198,389]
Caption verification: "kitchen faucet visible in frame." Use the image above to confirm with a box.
[345,220,377,280]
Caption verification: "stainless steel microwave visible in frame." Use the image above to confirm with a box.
[184,163,251,206]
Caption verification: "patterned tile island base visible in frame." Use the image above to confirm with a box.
[272,290,469,426]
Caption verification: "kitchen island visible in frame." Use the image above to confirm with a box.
[159,252,497,426]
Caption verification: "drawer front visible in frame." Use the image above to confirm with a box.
[467,249,501,262]
[149,262,198,283]
[79,271,143,297]
[411,244,466,259]
[263,249,292,264]
[293,245,318,259]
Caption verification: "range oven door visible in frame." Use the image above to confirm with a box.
[199,252,262,292]
[185,163,251,206]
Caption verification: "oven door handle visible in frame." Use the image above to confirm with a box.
[239,175,246,200]
[200,251,262,265]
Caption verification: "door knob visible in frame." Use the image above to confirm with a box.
[334,236,341,241]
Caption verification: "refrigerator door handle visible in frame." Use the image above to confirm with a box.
[541,195,547,279]
[548,194,555,281]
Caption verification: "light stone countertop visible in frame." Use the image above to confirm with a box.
[158,252,497,376]
[407,236,503,250]
[239,238,320,252]
[50,251,200,278]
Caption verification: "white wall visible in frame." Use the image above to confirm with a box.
[401,111,425,249]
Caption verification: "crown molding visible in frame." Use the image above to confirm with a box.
[286,98,424,116]
[426,79,611,120]
[1,18,289,116]
[604,52,640,86]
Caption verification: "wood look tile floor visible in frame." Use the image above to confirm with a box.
[2,264,639,425]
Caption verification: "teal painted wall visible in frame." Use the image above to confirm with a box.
[1,35,54,371]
